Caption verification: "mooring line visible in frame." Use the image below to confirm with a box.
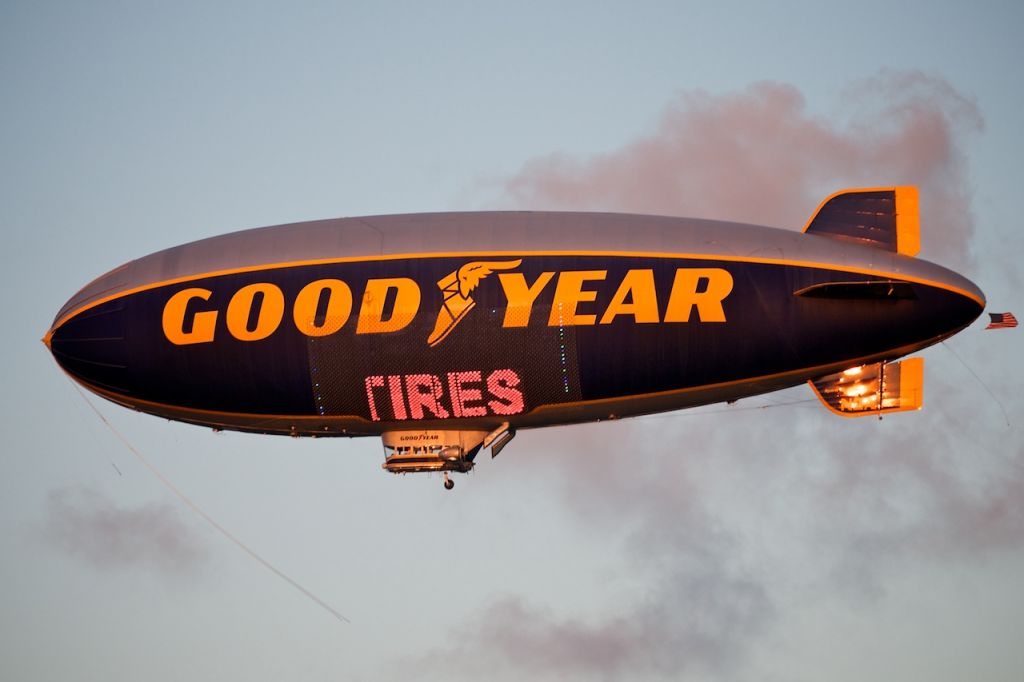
[941,340,1011,427]
[71,381,350,624]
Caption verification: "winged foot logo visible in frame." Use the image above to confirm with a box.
[427,259,523,346]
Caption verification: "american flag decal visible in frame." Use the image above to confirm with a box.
[985,312,1018,330]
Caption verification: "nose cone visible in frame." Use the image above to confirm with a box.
[45,298,129,396]
[919,263,986,339]
[931,286,985,342]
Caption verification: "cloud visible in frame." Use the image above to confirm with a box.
[413,425,776,681]
[494,70,983,272]
[43,486,208,576]
[803,409,1024,594]
[441,570,769,681]
[433,406,1024,681]
[416,72,1021,681]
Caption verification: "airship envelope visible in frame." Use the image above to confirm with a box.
[45,187,984,488]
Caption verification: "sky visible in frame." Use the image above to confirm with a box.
[2,1,1023,680]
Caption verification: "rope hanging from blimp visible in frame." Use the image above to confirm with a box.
[941,338,1011,427]
[635,396,819,422]
[70,381,351,624]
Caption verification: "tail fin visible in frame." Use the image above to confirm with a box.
[809,357,924,418]
[804,186,920,257]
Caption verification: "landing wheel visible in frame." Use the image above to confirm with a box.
[443,473,455,490]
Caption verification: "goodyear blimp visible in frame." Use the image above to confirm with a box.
[45,187,984,488]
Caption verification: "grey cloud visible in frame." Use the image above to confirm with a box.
[43,486,208,575]
[496,71,982,273]
[422,72,1009,681]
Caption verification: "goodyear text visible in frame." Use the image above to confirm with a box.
[161,265,734,346]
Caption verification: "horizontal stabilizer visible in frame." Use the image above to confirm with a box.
[809,357,924,417]
[804,186,920,257]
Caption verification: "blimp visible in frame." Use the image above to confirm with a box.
[45,187,984,488]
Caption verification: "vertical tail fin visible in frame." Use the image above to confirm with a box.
[803,186,920,257]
